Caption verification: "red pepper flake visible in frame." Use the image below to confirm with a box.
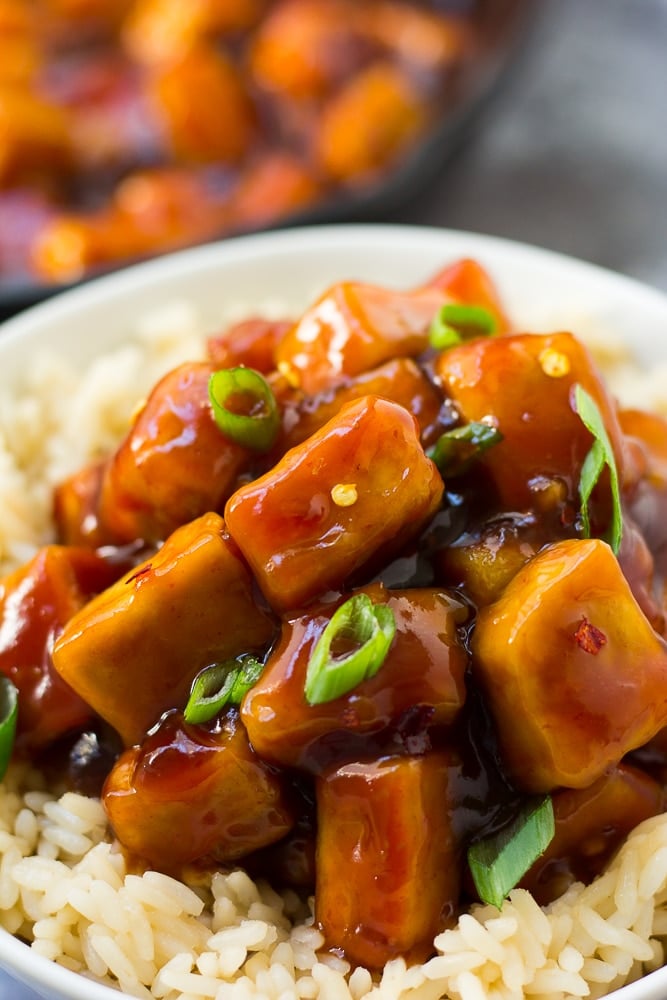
[126,563,152,585]
[574,616,607,655]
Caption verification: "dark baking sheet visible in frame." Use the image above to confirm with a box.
[0,0,535,321]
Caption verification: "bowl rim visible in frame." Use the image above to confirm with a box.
[2,221,667,341]
[1,222,667,1000]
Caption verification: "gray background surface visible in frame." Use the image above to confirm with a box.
[0,0,665,997]
[395,0,667,293]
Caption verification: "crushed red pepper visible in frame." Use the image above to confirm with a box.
[574,616,608,655]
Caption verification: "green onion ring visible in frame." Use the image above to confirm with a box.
[428,421,503,477]
[208,367,279,452]
[429,303,497,351]
[184,655,264,725]
[304,594,396,706]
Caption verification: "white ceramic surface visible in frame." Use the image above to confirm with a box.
[1,224,667,1000]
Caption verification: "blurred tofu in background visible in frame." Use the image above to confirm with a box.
[0,0,527,288]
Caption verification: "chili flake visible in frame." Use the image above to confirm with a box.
[574,616,607,655]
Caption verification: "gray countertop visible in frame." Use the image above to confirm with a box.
[396,0,667,294]
[0,2,665,998]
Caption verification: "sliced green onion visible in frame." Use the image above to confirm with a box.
[184,655,264,725]
[0,676,18,781]
[468,795,555,910]
[427,421,503,477]
[304,594,396,706]
[208,367,279,452]
[573,384,623,555]
[429,303,497,351]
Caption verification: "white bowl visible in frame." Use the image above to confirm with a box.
[1,224,667,1000]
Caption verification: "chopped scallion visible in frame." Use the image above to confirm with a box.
[184,655,264,725]
[0,676,18,781]
[468,795,555,909]
[429,303,497,351]
[573,384,623,555]
[427,421,503,477]
[208,367,279,452]
[304,594,396,706]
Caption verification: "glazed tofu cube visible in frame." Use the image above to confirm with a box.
[123,0,264,62]
[225,395,444,611]
[357,2,470,73]
[52,512,277,746]
[619,408,667,556]
[247,0,363,100]
[229,151,321,231]
[207,316,292,374]
[274,281,445,394]
[0,546,119,750]
[241,585,469,769]
[422,257,511,335]
[315,752,460,968]
[104,709,294,872]
[519,763,664,905]
[472,538,667,792]
[435,332,628,517]
[0,89,72,186]
[435,513,545,607]
[281,357,445,452]
[97,361,250,545]
[315,62,426,183]
[53,460,106,548]
[146,45,255,163]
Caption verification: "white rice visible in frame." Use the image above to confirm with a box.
[4,763,667,1000]
[0,298,666,999]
